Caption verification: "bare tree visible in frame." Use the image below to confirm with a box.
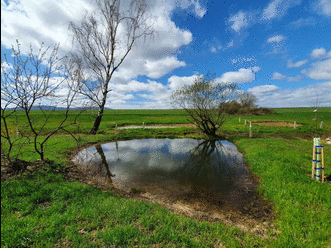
[171,74,237,138]
[1,63,15,162]
[237,91,257,108]
[1,40,84,161]
[1,72,23,162]
[69,0,154,134]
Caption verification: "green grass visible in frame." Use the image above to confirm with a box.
[233,137,331,247]
[3,107,330,138]
[1,107,331,247]
[2,170,264,247]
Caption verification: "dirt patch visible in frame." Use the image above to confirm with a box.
[252,121,302,127]
[135,184,275,237]
[121,122,302,128]
[119,123,196,129]
[1,159,31,181]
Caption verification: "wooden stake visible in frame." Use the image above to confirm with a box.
[16,125,19,137]
[249,122,252,139]
[312,145,316,179]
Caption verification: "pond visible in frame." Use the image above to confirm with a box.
[73,139,270,230]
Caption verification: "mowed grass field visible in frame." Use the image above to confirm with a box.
[1,107,331,247]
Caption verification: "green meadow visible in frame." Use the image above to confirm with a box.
[1,108,331,247]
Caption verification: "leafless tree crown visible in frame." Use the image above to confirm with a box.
[1,40,84,161]
[171,74,237,138]
[69,0,153,105]
[69,0,154,134]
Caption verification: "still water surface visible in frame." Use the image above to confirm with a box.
[73,139,256,213]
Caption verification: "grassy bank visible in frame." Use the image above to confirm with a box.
[1,108,331,247]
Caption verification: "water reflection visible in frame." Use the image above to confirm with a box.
[74,139,256,212]
[95,144,114,185]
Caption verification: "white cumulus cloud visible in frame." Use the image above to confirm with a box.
[310,48,331,59]
[261,0,302,20]
[144,57,186,79]
[193,0,207,18]
[229,11,249,32]
[313,0,331,17]
[303,58,331,80]
[287,59,308,68]
[272,72,287,81]
[248,85,279,95]
[1,0,193,80]
[113,80,167,94]
[219,68,258,84]
[267,35,286,43]
[287,75,304,82]
[272,72,303,82]
[168,74,199,90]
[1,0,207,110]
[248,82,331,108]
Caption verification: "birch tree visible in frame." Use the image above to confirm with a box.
[69,0,154,134]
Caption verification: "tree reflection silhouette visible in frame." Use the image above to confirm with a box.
[174,140,236,205]
[95,144,115,185]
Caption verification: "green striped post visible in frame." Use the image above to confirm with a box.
[314,137,322,182]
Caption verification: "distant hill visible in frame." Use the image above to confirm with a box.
[9,106,109,111]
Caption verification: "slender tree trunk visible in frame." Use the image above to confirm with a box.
[90,92,107,134]
[90,111,103,134]
[89,75,110,134]
[40,144,44,161]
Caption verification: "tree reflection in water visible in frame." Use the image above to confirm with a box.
[94,144,115,185]
[172,139,240,207]
[75,138,255,210]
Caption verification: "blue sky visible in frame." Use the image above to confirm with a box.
[1,0,331,108]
